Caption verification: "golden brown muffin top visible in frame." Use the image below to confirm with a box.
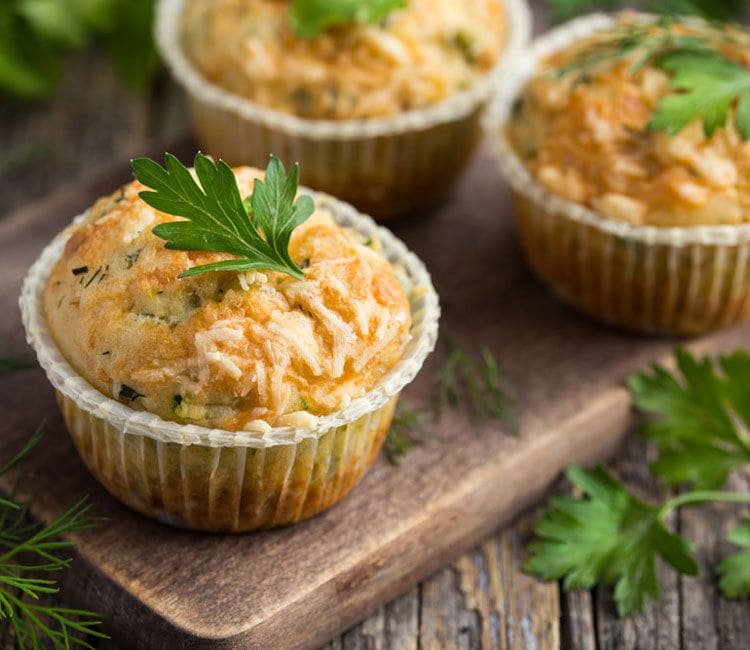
[181,0,506,119]
[44,167,411,431]
[507,18,750,227]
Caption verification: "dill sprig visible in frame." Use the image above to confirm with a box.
[385,338,517,465]
[385,403,432,466]
[0,340,35,375]
[436,337,518,432]
[550,19,708,79]
[0,423,107,649]
[547,0,749,23]
[0,357,35,375]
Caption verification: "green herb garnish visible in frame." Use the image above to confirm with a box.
[526,348,750,617]
[547,0,748,22]
[384,338,516,465]
[0,423,107,648]
[629,348,750,490]
[132,153,315,280]
[0,0,158,99]
[436,337,517,431]
[549,18,750,140]
[385,402,431,466]
[717,518,750,599]
[290,0,406,38]
[525,465,750,617]
[650,49,750,138]
[0,356,34,375]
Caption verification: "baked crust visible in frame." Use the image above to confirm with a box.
[507,18,750,227]
[181,0,506,119]
[43,167,411,431]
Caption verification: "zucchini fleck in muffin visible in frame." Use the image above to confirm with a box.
[22,157,439,532]
[181,0,507,120]
[156,0,531,219]
[490,14,750,335]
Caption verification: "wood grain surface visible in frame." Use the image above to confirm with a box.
[2,5,750,648]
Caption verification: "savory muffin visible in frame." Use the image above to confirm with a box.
[489,14,750,335]
[24,161,439,532]
[181,0,507,120]
[43,168,411,432]
[156,0,531,219]
[507,17,750,228]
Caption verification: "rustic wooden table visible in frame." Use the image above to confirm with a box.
[2,5,750,649]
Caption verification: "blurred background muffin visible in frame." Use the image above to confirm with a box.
[182,0,507,120]
[157,0,531,219]
[489,13,750,335]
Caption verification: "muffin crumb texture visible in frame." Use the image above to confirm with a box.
[43,167,412,431]
[507,19,750,227]
[181,0,506,119]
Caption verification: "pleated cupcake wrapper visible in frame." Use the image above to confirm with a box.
[155,0,532,220]
[20,192,440,532]
[57,390,397,531]
[486,13,750,335]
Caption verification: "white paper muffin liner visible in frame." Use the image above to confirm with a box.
[20,191,440,532]
[485,13,750,335]
[155,0,532,220]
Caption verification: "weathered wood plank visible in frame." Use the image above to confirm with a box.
[680,470,750,650]
[497,526,560,650]
[560,590,596,650]
[595,437,681,650]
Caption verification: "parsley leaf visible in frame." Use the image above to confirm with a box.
[525,465,698,617]
[649,50,750,139]
[628,349,750,490]
[290,0,406,39]
[132,153,315,279]
[717,518,750,599]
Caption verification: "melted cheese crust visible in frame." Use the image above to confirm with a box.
[508,19,750,227]
[181,0,506,119]
[44,168,411,431]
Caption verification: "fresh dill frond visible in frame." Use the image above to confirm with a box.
[385,338,517,465]
[435,337,517,432]
[0,340,35,375]
[385,402,431,466]
[550,19,708,80]
[0,423,108,649]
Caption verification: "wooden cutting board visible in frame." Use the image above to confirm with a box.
[1,142,749,649]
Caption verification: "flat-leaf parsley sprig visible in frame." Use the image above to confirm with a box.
[525,465,750,617]
[549,18,750,140]
[629,348,750,490]
[132,153,315,279]
[290,0,407,38]
[649,49,750,139]
[717,517,750,599]
[526,348,750,618]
